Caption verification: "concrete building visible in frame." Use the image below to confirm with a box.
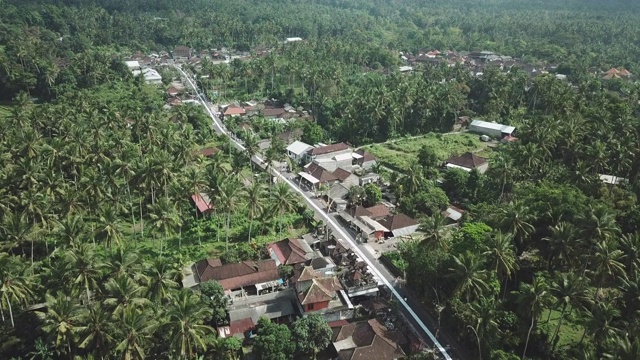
[286,140,313,163]
[132,68,162,85]
[445,152,489,173]
[469,119,515,138]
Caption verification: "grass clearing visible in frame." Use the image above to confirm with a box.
[539,309,585,347]
[363,132,491,171]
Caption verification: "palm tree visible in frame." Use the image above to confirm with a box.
[587,240,625,299]
[147,197,182,254]
[420,213,448,251]
[483,232,518,295]
[215,178,242,250]
[580,301,623,350]
[103,275,151,316]
[243,132,260,170]
[0,253,35,327]
[603,335,640,360]
[514,276,549,360]
[243,181,267,242]
[445,252,490,302]
[619,232,640,276]
[94,205,124,248]
[142,258,179,304]
[549,272,590,351]
[104,246,142,279]
[542,222,579,271]
[496,201,535,253]
[114,308,157,360]
[469,297,501,358]
[270,182,298,238]
[37,293,83,356]
[65,243,104,304]
[164,290,214,358]
[77,305,115,359]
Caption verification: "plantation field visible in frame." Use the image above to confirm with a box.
[363,132,491,171]
[539,309,585,348]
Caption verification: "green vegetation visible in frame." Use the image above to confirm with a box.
[365,133,489,170]
[2,0,640,359]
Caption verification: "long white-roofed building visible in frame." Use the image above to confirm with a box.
[469,119,515,139]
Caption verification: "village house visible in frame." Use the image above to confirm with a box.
[223,105,246,117]
[299,162,339,189]
[445,152,489,173]
[266,238,315,266]
[359,172,381,186]
[443,205,465,225]
[329,319,407,360]
[365,204,391,220]
[132,68,162,85]
[353,149,377,170]
[166,86,179,97]
[377,214,419,238]
[173,45,192,60]
[325,183,350,212]
[295,266,354,322]
[191,193,213,215]
[333,168,360,189]
[305,142,352,164]
[191,259,281,296]
[286,140,313,163]
[469,119,516,139]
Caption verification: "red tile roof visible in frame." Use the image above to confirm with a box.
[446,152,487,169]
[350,206,373,218]
[191,193,213,213]
[309,142,350,156]
[224,106,246,116]
[195,259,279,290]
[267,238,310,265]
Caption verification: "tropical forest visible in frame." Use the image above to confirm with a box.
[1,0,640,359]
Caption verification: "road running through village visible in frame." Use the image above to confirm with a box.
[174,64,456,360]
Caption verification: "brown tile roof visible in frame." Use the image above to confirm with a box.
[261,108,286,117]
[267,238,310,265]
[365,204,390,219]
[333,168,353,182]
[228,317,255,335]
[310,142,350,156]
[300,277,343,305]
[377,214,418,231]
[350,206,373,218]
[356,149,376,162]
[166,86,179,96]
[305,163,338,183]
[446,152,487,169]
[195,259,279,290]
[277,128,303,143]
[297,266,319,282]
[331,319,406,360]
[195,147,220,157]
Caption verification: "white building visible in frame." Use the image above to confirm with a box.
[132,68,163,85]
[286,141,313,162]
[285,37,303,43]
[125,60,141,71]
[469,119,515,139]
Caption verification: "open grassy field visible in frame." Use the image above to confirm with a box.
[363,132,491,171]
[539,309,585,348]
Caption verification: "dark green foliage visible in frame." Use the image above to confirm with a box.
[291,314,332,358]
[253,317,295,360]
[199,281,229,325]
[363,183,382,207]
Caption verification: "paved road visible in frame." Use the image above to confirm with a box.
[174,65,455,360]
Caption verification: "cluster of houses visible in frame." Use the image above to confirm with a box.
[182,233,417,358]
[399,49,635,82]
[219,100,314,127]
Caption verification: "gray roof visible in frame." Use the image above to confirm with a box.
[229,300,295,323]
